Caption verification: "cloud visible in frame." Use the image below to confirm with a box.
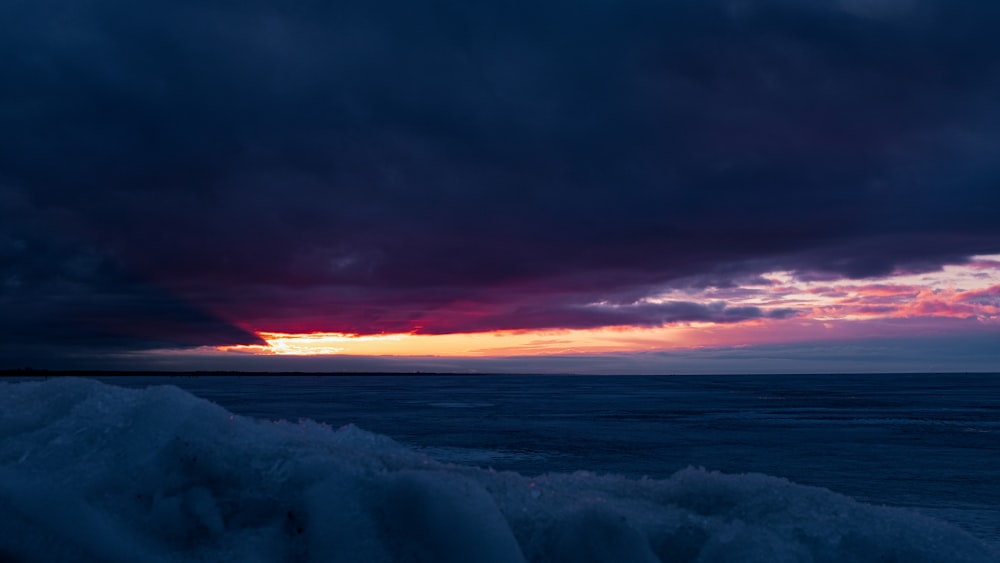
[3,0,1000,355]
[413,300,777,334]
[0,185,263,358]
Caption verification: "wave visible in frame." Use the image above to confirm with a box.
[1,378,995,563]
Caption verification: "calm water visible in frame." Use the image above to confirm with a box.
[97,373,1000,546]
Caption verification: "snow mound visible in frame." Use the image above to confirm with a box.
[1,378,995,562]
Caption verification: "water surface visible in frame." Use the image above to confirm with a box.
[98,372,1000,546]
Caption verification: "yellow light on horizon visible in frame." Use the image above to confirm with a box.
[214,256,1000,358]
[220,326,698,357]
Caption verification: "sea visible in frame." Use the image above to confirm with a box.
[2,372,998,562]
[100,372,1000,547]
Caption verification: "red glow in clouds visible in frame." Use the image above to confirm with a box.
[219,257,1000,357]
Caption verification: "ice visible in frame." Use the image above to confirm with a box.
[1,378,996,563]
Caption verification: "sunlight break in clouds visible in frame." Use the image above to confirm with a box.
[217,255,1000,358]
[221,326,694,357]
[646,254,1000,323]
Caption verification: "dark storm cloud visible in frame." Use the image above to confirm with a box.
[0,185,263,357]
[3,0,1000,354]
[413,300,775,335]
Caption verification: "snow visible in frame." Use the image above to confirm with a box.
[1,377,996,562]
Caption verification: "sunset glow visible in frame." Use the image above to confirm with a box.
[218,256,1000,358]
[8,0,1000,376]
[222,326,692,357]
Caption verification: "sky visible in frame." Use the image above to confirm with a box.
[2,0,1000,373]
